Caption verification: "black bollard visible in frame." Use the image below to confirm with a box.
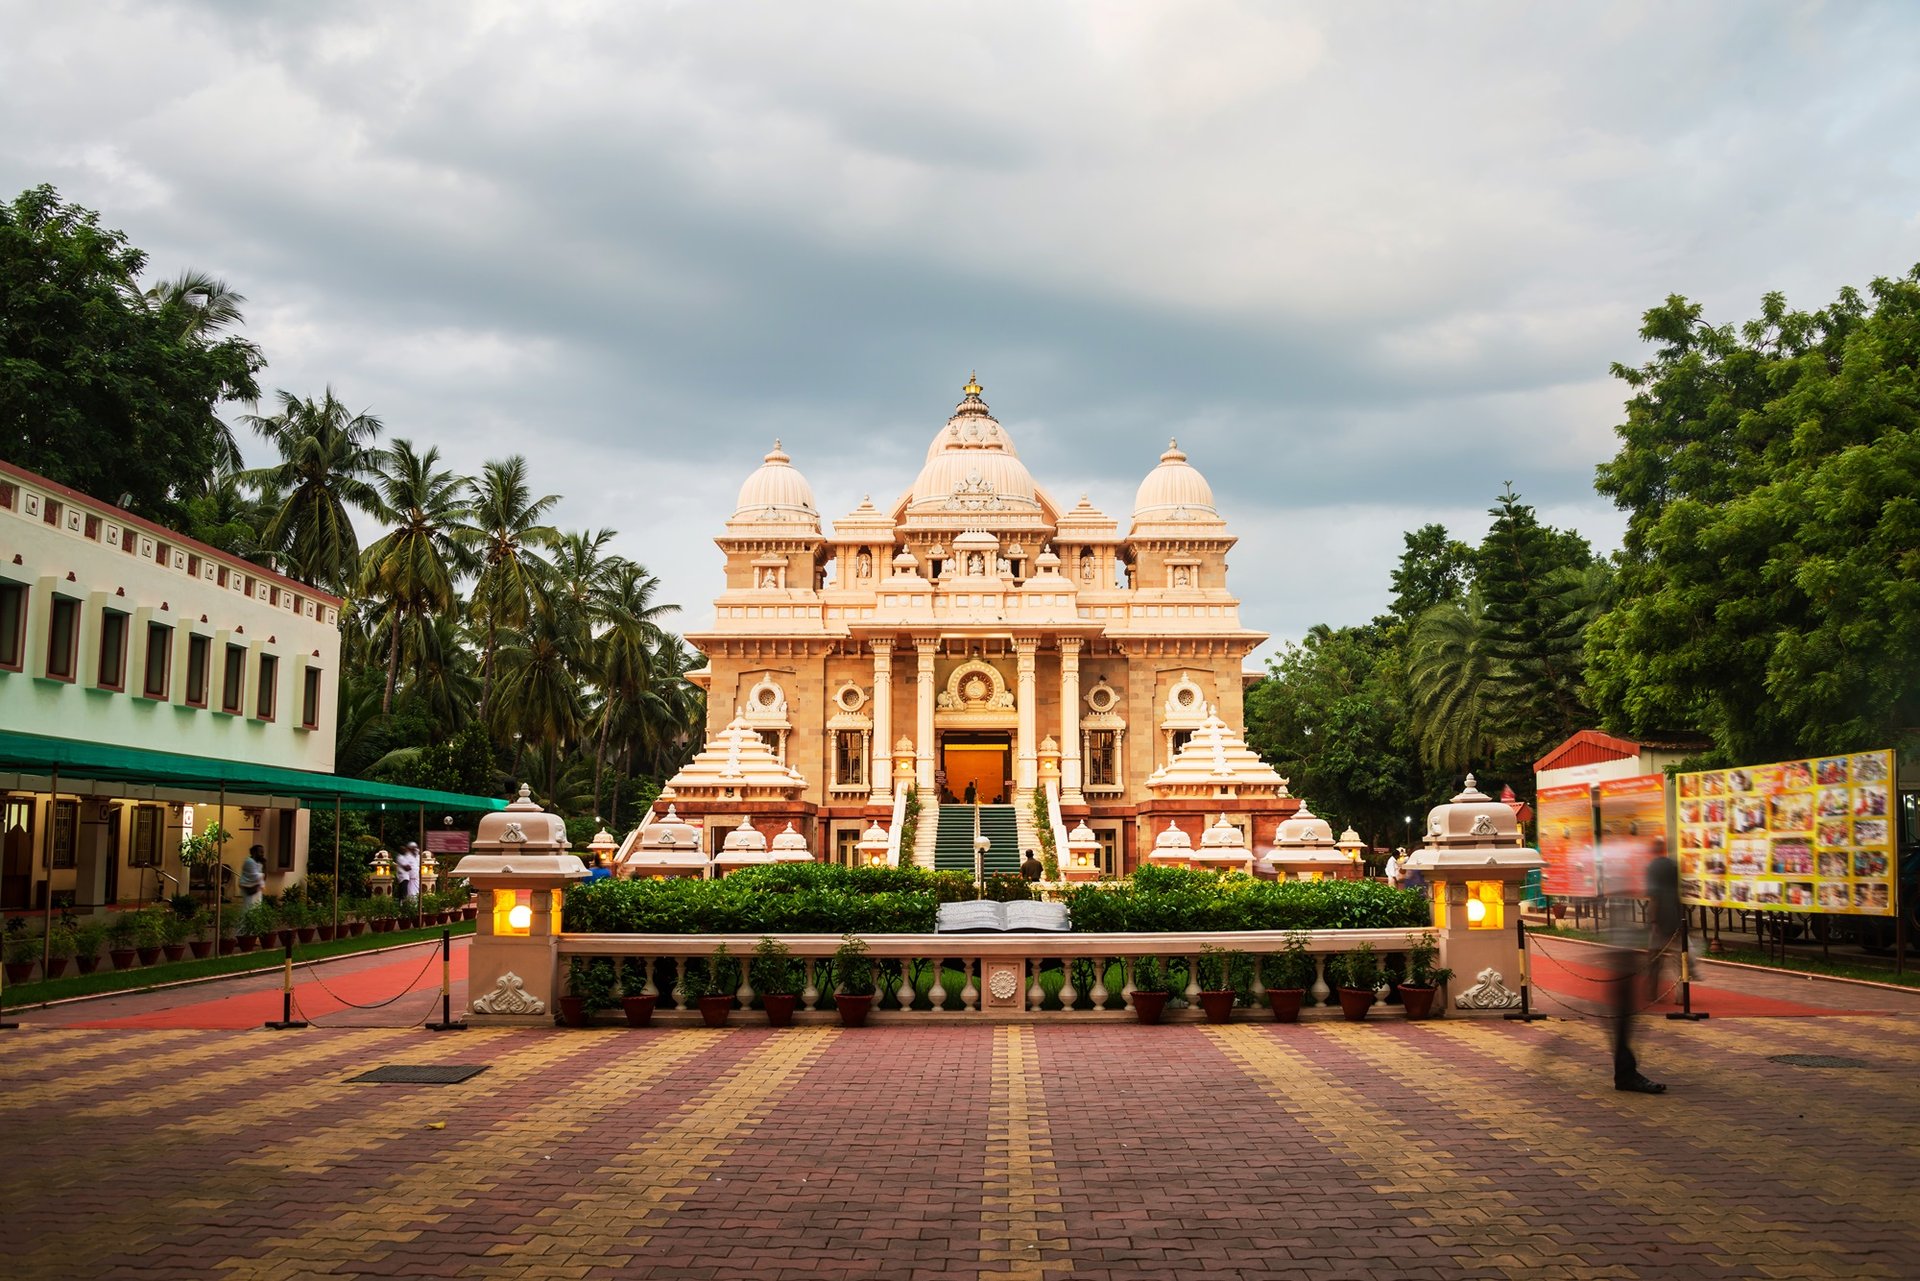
[1666,914,1709,1021]
[427,927,467,1032]
[263,939,309,1029]
[1503,913,1548,1022]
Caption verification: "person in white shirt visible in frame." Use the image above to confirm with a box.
[1384,851,1402,888]
[396,842,421,900]
[239,845,266,909]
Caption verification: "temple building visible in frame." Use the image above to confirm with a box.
[622,377,1298,878]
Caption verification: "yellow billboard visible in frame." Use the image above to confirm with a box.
[1676,749,1897,916]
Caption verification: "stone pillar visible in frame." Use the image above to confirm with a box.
[1015,635,1040,791]
[870,638,893,802]
[914,635,939,792]
[462,785,590,1025]
[1058,636,1084,804]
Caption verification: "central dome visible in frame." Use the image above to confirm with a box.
[904,376,1042,515]
[732,439,819,530]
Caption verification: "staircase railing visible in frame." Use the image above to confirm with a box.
[1044,778,1070,878]
[886,786,909,867]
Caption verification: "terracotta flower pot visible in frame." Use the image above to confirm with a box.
[557,996,592,1027]
[234,934,256,953]
[44,957,70,979]
[76,955,101,975]
[698,995,734,1027]
[348,921,365,937]
[1266,988,1306,1023]
[136,946,162,966]
[4,961,33,984]
[296,927,318,944]
[276,929,296,949]
[762,993,798,1028]
[1132,991,1170,1025]
[1336,987,1375,1022]
[1198,991,1236,1024]
[1397,985,1437,1020]
[835,994,874,1028]
[162,944,187,963]
[621,994,657,1027]
[189,940,214,959]
[316,924,336,942]
[109,947,138,971]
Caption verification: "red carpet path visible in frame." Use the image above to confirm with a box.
[1528,934,1876,1017]
[60,939,468,1030]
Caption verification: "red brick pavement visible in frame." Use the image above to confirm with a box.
[3,1011,1918,1279]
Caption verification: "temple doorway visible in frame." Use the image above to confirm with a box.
[941,733,1011,804]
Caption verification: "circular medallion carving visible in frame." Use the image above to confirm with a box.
[988,969,1019,1001]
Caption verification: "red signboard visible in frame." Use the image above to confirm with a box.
[424,831,470,855]
[1537,783,1597,897]
[1597,773,1668,898]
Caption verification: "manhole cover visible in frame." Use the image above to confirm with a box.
[1767,1054,1868,1069]
[349,1064,488,1084]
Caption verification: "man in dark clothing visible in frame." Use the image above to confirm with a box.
[1612,838,1679,1094]
[1020,850,1044,883]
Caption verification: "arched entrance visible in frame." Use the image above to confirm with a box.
[941,732,1011,804]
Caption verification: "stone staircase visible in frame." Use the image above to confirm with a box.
[932,804,1021,875]
[1013,787,1043,862]
[912,795,941,869]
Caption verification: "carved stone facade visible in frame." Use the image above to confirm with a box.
[654,377,1271,874]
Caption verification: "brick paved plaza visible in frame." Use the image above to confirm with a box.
[6,1008,1920,1279]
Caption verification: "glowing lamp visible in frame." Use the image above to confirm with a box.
[1466,880,1503,930]
[508,903,532,931]
[1466,898,1486,923]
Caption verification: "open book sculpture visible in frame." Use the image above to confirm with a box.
[935,900,1072,933]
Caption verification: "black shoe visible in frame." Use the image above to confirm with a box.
[1616,1076,1666,1094]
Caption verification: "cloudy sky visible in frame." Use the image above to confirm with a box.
[5,1,1918,660]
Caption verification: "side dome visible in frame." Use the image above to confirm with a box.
[1132,439,1221,526]
[905,376,1043,516]
[733,439,819,529]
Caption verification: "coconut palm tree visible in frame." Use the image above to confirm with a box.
[361,440,473,711]
[242,389,385,592]
[1407,592,1506,774]
[590,561,681,813]
[143,270,258,471]
[461,457,558,718]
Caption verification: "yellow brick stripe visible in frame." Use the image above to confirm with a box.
[1379,1023,1904,1272]
[1205,1024,1578,1275]
[214,1030,741,1279]
[982,1024,1073,1279]
[0,1026,204,1076]
[0,1030,278,1114]
[476,1027,842,1274]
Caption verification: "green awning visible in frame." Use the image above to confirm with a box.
[0,729,506,813]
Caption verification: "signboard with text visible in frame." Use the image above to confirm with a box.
[1537,783,1598,898]
[1597,774,1668,898]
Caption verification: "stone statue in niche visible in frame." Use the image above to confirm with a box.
[856,549,873,579]
[989,688,1015,709]
[1079,551,1095,582]
[967,551,986,576]
[996,556,1009,575]
[759,568,778,588]
[1173,565,1190,588]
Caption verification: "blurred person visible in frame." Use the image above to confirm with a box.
[1610,836,1679,1094]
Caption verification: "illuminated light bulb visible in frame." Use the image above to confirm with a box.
[1466,898,1487,924]
[508,903,532,931]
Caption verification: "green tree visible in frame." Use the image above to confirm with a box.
[1474,486,1598,756]
[462,456,558,718]
[0,185,261,518]
[361,439,472,711]
[1590,269,1920,760]
[242,388,385,592]
[1390,523,1475,621]
[1407,592,1506,775]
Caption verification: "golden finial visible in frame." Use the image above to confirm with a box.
[964,371,983,397]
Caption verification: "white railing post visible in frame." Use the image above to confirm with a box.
[928,958,948,1011]
[886,787,909,867]
[1310,954,1331,1007]
[802,959,819,1011]
[1090,956,1109,1010]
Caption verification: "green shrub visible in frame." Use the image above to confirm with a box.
[1130,955,1171,995]
[751,936,801,997]
[1404,932,1453,988]
[567,956,619,1011]
[1061,868,1428,933]
[980,873,1034,903]
[1330,942,1378,992]
[1265,930,1317,991]
[832,935,874,997]
[702,944,739,999]
[1197,945,1245,993]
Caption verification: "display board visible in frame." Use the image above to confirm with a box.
[1677,749,1897,916]
[1597,774,1667,898]
[1537,783,1598,897]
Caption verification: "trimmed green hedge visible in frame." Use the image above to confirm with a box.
[1061,866,1430,932]
[563,863,1427,935]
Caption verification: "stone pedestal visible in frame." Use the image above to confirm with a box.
[1403,775,1545,1014]
[460,786,589,1026]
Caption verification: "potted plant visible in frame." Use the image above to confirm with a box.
[559,956,616,1027]
[1130,955,1172,1024]
[73,918,108,975]
[1397,932,1453,1021]
[1264,931,1317,1023]
[619,958,657,1027]
[106,912,140,969]
[234,903,268,952]
[752,936,802,1028]
[160,904,193,962]
[1331,942,1378,1022]
[1195,945,1243,1024]
[698,944,738,1027]
[831,935,876,1028]
[41,920,76,979]
[186,909,215,959]
[133,907,167,966]
[3,930,36,984]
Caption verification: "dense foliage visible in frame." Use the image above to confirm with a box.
[562,863,1429,935]
[1589,270,1920,763]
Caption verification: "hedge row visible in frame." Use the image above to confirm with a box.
[561,863,1428,935]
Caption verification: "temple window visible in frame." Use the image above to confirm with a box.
[1086,730,1118,787]
[1170,729,1193,757]
[833,730,866,787]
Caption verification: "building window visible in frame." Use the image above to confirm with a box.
[130,806,163,867]
[185,634,210,706]
[0,581,24,671]
[834,730,865,788]
[833,828,862,868]
[301,667,322,729]
[1086,731,1118,787]
[276,809,296,870]
[43,498,61,526]
[1170,729,1194,758]
[49,799,78,868]
[220,644,245,713]
[46,596,80,681]
[256,652,277,720]
[143,622,172,698]
[97,610,128,690]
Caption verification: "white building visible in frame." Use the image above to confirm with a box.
[0,460,342,911]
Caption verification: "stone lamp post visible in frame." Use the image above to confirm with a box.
[857,820,891,867]
[368,848,394,898]
[1063,819,1103,881]
[1402,775,1546,1013]
[1259,802,1349,881]
[463,785,589,1025]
